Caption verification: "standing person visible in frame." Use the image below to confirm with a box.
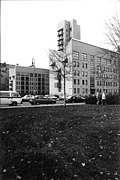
[96,90,100,105]
[99,91,102,105]
[102,90,106,105]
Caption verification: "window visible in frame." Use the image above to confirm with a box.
[85,63,88,68]
[74,88,76,94]
[77,71,80,76]
[82,53,87,61]
[38,74,41,77]
[77,88,80,93]
[85,80,88,85]
[0,92,10,97]
[82,63,84,68]
[74,79,76,85]
[85,72,88,77]
[11,92,19,97]
[82,80,84,85]
[26,77,29,81]
[90,55,94,63]
[73,61,76,67]
[82,71,84,77]
[73,51,79,60]
[82,88,85,94]
[21,76,24,80]
[74,70,76,76]
[97,57,101,64]
[16,73,20,76]
[30,73,33,77]
[77,62,79,67]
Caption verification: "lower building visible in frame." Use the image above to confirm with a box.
[9,65,49,96]
[49,39,120,97]
[0,63,14,91]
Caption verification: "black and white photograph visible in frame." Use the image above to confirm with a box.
[1,0,120,179]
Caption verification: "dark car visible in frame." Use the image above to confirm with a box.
[29,96,56,105]
[66,96,86,103]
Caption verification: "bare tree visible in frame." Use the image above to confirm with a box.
[94,13,120,94]
[92,46,120,95]
[105,13,120,52]
[49,48,72,107]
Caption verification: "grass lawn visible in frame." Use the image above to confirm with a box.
[0,105,120,180]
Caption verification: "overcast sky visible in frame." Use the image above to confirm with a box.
[1,0,120,68]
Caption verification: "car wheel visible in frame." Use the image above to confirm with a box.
[12,102,17,106]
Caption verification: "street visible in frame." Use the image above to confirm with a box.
[0,101,85,108]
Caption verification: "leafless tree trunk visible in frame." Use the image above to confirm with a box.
[49,49,72,107]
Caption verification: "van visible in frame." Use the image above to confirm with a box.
[0,91,22,106]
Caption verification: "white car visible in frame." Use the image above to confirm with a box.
[44,95,58,100]
[0,91,22,106]
[22,95,34,102]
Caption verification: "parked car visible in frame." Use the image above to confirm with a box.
[22,95,34,102]
[0,91,22,106]
[44,95,58,100]
[59,95,65,100]
[66,95,86,103]
[29,96,56,105]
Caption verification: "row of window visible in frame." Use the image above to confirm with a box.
[74,61,88,68]
[16,76,49,81]
[74,70,88,77]
[97,89,118,94]
[74,79,88,85]
[73,51,118,66]
[96,74,117,80]
[17,73,49,78]
[97,81,117,87]
[16,81,48,85]
[18,90,47,95]
[16,86,47,90]
[74,88,88,94]
[96,66,118,73]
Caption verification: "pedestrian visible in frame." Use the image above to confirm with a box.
[98,92,102,105]
[102,91,106,105]
[96,90,100,105]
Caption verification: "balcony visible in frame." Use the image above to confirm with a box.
[58,47,63,51]
[58,41,63,46]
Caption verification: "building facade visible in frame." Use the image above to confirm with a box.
[0,63,14,91]
[57,19,80,51]
[9,65,49,96]
[49,19,120,97]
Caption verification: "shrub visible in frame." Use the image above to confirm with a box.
[106,94,120,105]
[85,95,97,104]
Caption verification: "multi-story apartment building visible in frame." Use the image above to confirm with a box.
[9,65,49,96]
[57,19,80,51]
[49,19,120,97]
[0,63,14,91]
